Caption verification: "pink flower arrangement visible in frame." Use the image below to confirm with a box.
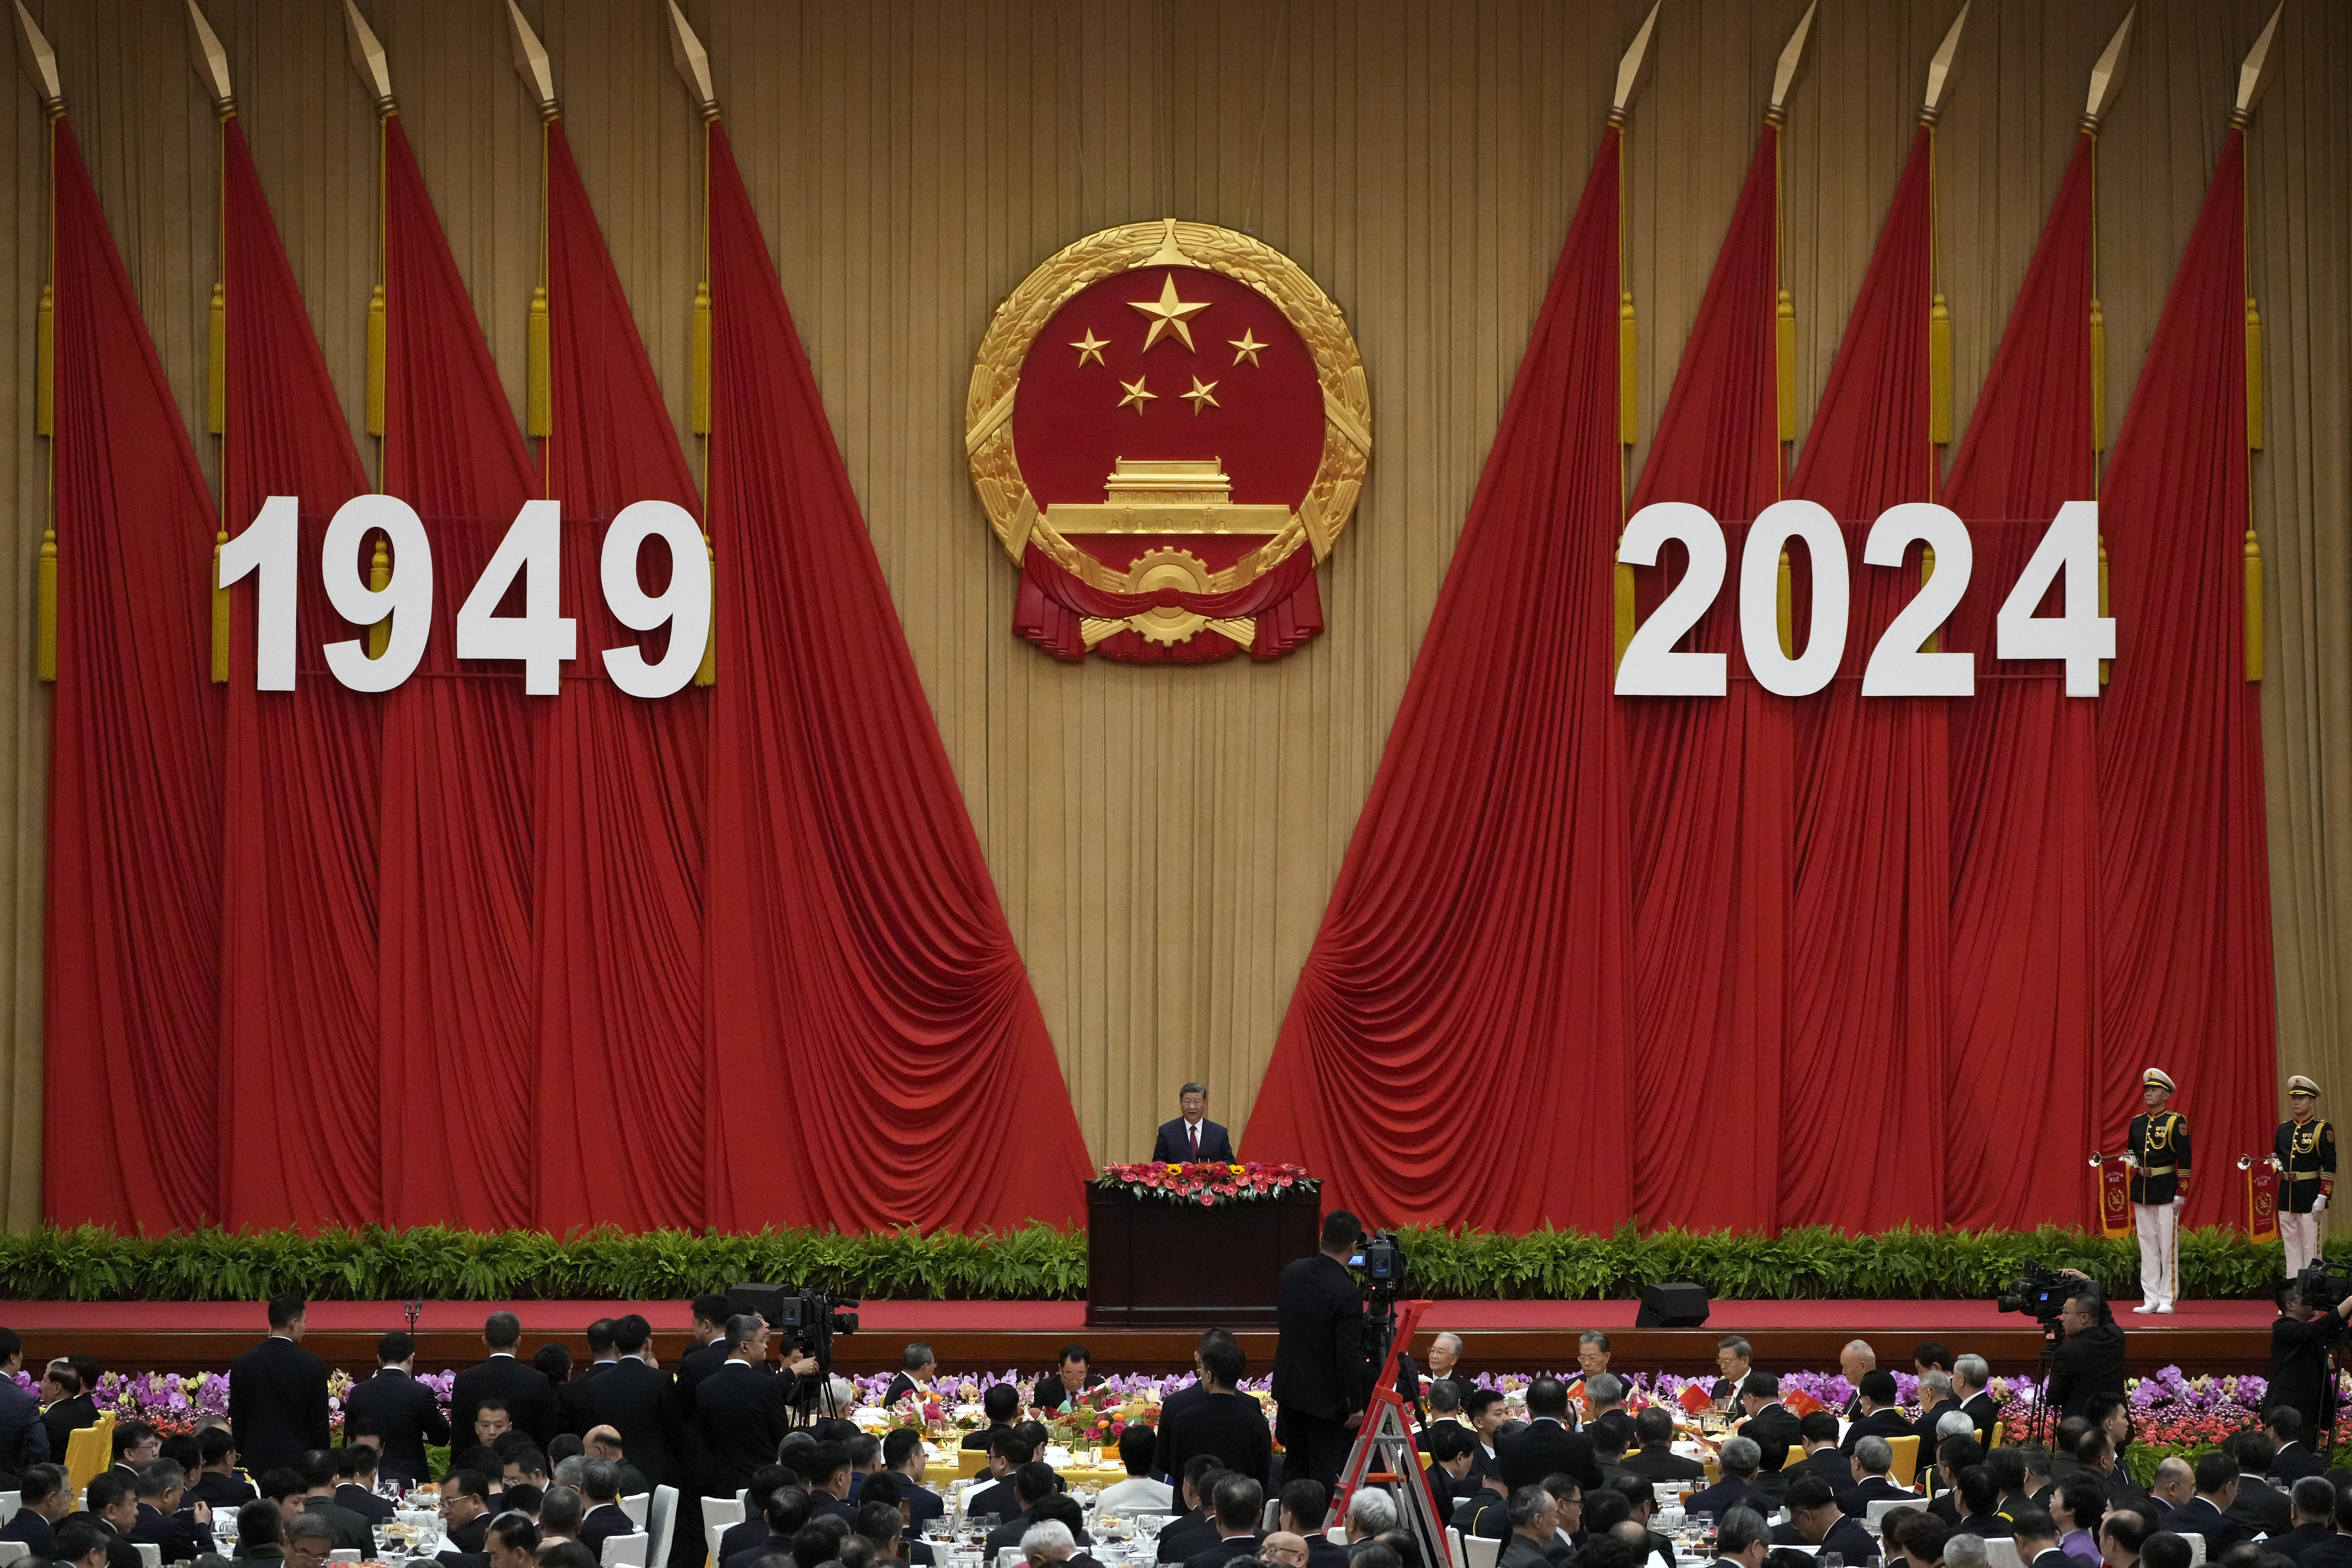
[1092,1161,1319,1209]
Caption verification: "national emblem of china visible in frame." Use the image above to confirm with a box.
[966,220,1371,663]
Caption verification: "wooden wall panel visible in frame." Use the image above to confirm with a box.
[1,0,2344,1222]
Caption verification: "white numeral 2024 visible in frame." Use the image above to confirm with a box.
[219,494,711,699]
[1615,499,2113,699]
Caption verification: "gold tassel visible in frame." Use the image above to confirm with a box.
[1929,292,1953,445]
[211,530,230,683]
[36,526,57,683]
[2245,528,2263,682]
[207,282,225,435]
[2245,296,2265,451]
[367,536,391,659]
[1776,549,1794,659]
[2098,535,2111,686]
[526,284,551,438]
[35,282,53,437]
[1775,287,1798,442]
[365,283,387,437]
[2089,298,2108,454]
[695,535,717,687]
[1612,550,1634,670]
[1618,290,1637,446]
[690,281,712,436]
[1920,546,1938,653]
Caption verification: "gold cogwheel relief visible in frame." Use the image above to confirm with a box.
[965,219,1372,596]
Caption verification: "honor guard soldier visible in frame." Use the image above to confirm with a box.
[2127,1068,2191,1314]
[2277,1075,2336,1276]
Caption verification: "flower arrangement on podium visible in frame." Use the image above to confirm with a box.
[1090,1161,1319,1207]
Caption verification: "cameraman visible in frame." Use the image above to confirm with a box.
[2044,1278,2127,1419]
[1272,1210,1376,1488]
[2266,1275,2352,1433]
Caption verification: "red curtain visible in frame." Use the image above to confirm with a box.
[700,125,1092,1232]
[1939,137,2100,1228]
[2096,129,2276,1226]
[528,124,708,1232]
[1621,127,1789,1232]
[1243,132,1632,1230]
[217,118,383,1227]
[41,118,224,1230]
[376,118,541,1231]
[1780,128,1948,1229]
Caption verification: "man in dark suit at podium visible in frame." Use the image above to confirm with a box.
[1151,1084,1236,1163]
[228,1298,330,1475]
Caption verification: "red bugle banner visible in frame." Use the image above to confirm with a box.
[2091,1153,2131,1238]
[2242,1154,2280,1243]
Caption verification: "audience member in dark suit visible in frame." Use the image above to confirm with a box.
[1270,1481,1343,1568]
[2270,1408,2326,1484]
[85,1471,149,1568]
[1835,1436,1915,1519]
[720,1485,812,1568]
[1031,1347,1107,1416]
[574,1460,636,1560]
[2265,1479,2339,1567]
[878,1343,938,1412]
[1423,1425,1482,1522]
[1177,1475,1263,1568]
[2158,1454,2249,1554]
[227,1298,330,1477]
[1789,1413,1855,1494]
[1622,1408,1704,1485]
[336,1443,396,1524]
[1952,1356,2002,1445]
[803,1441,864,1529]
[1731,1375,1802,1499]
[676,1296,738,1403]
[344,1332,451,1487]
[2226,1434,2293,1535]
[454,1314,559,1451]
[185,1428,256,1512]
[1498,1378,1601,1492]
[50,1519,115,1568]
[1685,1437,1770,1523]
[1911,1372,1963,1481]
[1160,1338,1273,1485]
[1271,1212,1375,1489]
[1770,1477,1877,1561]
[1952,1465,2016,1538]
[1150,1085,1236,1163]
[0,1328,48,1481]
[694,1316,792,1497]
[40,1359,99,1466]
[877,1430,946,1529]
[3,1463,69,1558]
[1840,1372,1917,1456]
[130,1463,216,1563]
[1154,1459,1229,1566]
[983,1467,1093,1554]
[2009,1508,2073,1568]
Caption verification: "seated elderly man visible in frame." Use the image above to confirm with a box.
[1350,1488,1401,1543]
[1772,1477,1877,1561]
[1500,1486,1560,1568]
[1838,1436,1916,1518]
[1713,1507,1773,1568]
[1687,1438,1769,1522]
[1947,1533,1992,1568]
[1022,1520,1103,1568]
[1840,1343,1878,1420]
[1586,1374,1630,1423]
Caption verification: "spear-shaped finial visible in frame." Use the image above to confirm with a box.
[1921,2,1970,124]
[343,0,393,116]
[1610,0,1661,126]
[14,0,60,114]
[1767,1,1816,124]
[2232,2,2283,126]
[186,0,233,117]
[2083,7,2133,132]
[667,0,717,122]
[506,0,556,121]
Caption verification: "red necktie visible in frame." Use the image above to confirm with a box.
[1190,1123,1199,1158]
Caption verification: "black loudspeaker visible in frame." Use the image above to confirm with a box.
[1634,1281,1712,1328]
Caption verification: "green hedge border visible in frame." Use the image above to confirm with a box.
[0,1221,2286,1303]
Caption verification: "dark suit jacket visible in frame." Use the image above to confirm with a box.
[443,1514,492,1556]
[453,1354,559,1451]
[1305,1536,1349,1568]
[1182,1534,1262,1568]
[2274,1443,2328,1483]
[1794,1447,1857,1493]
[1684,1477,1769,1521]
[43,1392,98,1463]
[1150,1119,1236,1163]
[345,1367,452,1484]
[186,1471,257,1511]
[1452,1491,1510,1542]
[131,1501,214,1562]
[2047,1321,2129,1419]
[693,1361,790,1496]
[2269,1524,2337,1564]
[1954,1513,2015,1539]
[1770,1516,1877,1561]
[575,1359,682,1488]
[962,1422,1016,1453]
[1155,1383,1209,1479]
[95,1518,143,1568]
[1912,1399,1963,1475]
[1623,1443,1705,1483]
[1033,1369,1107,1413]
[0,1374,49,1475]
[2302,1536,2352,1568]
[578,1503,636,1560]
[339,1483,397,1523]
[724,1535,797,1568]
[0,1509,55,1558]
[1160,1390,1274,1486]
[901,1480,945,1530]
[1154,1513,1217,1565]
[882,1372,926,1410]
[2230,1475,2294,1536]
[717,1517,771,1563]
[676,1340,732,1403]
[1836,1476,1915,1519]
[227,1335,332,1474]
[1497,1418,1600,1492]
[967,1481,1021,1525]
[1740,1404,1802,1479]
[1959,1392,2002,1445]
[2160,1497,2247,1553]
[1270,1254,1371,1425]
[1841,1407,1917,1454]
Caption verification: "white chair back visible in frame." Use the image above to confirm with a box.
[647,1484,679,1568]
[707,1522,729,1568]
[603,1532,652,1568]
[2187,1537,2207,1567]
[1981,1541,2021,1568]
[622,1493,652,1529]
[134,1545,163,1568]
[1446,1525,1465,1568]
[1463,1534,1501,1568]
[0,1491,17,1524]
[0,1541,28,1566]
[1866,1498,1914,1526]
[702,1497,746,1531]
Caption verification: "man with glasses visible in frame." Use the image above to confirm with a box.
[283,1514,336,1568]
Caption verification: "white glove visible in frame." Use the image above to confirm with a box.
[2318,1194,2330,1213]
[2173,1197,2185,1209]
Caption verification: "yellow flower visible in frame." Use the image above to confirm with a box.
[1230,1164,1245,1175]
[1167,1163,1183,1172]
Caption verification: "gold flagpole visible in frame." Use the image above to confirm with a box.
[2234,5,2281,683]
[189,1,237,683]
[17,0,62,682]
[2083,9,2134,687]
[1608,2,1658,672]
[669,0,720,688]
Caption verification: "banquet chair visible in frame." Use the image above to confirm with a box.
[1463,1534,1501,1568]
[0,1491,16,1524]
[701,1497,746,1534]
[2186,1537,2205,1566]
[1883,1436,1920,1483]
[1982,1541,2020,1568]
[601,1533,651,1568]
[622,1493,651,1529]
[1866,1499,1914,1527]
[647,1485,679,1568]
[134,1545,162,1568]
[0,1541,26,1566]
[1988,1422,2005,1449]
[1447,1525,1465,1568]
[63,1414,115,1492]
[706,1523,727,1568]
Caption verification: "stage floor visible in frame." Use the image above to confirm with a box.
[0,1296,2274,1378]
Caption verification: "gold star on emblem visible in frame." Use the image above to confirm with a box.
[1116,376,1157,415]
[1069,328,1109,367]
[1127,272,1211,353]
[1181,377,1220,415]
[1229,329,1267,367]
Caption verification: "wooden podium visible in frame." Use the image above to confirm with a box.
[1085,1181,1322,1327]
